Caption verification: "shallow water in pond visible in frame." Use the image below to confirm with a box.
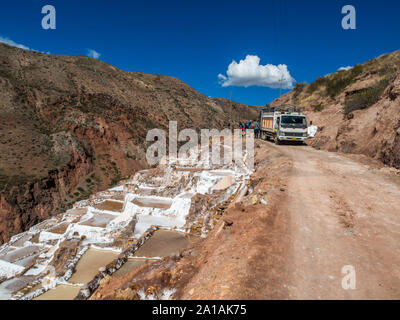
[112,258,157,278]
[132,197,172,209]
[213,176,235,191]
[69,249,119,284]
[68,208,88,216]
[175,167,208,172]
[112,194,125,201]
[0,275,36,300]
[33,285,81,300]
[134,230,191,258]
[93,200,124,212]
[0,245,41,263]
[80,213,115,228]
[48,222,70,235]
[209,170,235,176]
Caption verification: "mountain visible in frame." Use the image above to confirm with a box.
[0,43,259,244]
[271,50,400,170]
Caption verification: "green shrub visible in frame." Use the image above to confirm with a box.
[344,77,390,114]
[325,64,364,98]
[307,77,328,94]
[326,77,352,97]
[313,103,324,112]
[293,83,307,100]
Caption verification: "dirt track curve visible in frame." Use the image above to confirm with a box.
[271,141,400,299]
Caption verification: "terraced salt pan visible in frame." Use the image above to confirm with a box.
[33,284,81,300]
[135,187,159,196]
[134,230,191,258]
[0,275,36,300]
[0,260,25,278]
[47,222,70,235]
[12,234,33,247]
[68,248,119,284]
[194,170,236,194]
[132,197,172,209]
[124,194,192,237]
[67,208,88,216]
[67,223,114,244]
[0,142,253,300]
[111,194,125,201]
[79,213,116,228]
[93,200,124,212]
[175,167,209,172]
[112,258,157,278]
[13,253,39,268]
[24,263,48,276]
[0,245,42,263]
[28,219,58,233]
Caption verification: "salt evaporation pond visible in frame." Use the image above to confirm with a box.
[69,249,119,284]
[134,230,191,258]
[33,285,81,300]
[132,197,172,209]
[112,258,157,278]
[93,200,124,212]
[0,141,252,300]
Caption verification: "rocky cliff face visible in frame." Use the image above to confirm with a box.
[0,43,259,244]
[271,50,400,169]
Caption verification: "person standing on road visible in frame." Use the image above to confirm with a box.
[253,120,260,139]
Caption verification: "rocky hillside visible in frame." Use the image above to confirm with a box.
[0,43,258,244]
[271,50,400,169]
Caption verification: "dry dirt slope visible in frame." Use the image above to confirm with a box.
[271,49,400,170]
[0,43,259,244]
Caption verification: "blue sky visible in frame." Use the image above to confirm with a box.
[0,0,399,106]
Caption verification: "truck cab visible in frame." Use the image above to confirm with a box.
[260,106,309,144]
[277,113,308,142]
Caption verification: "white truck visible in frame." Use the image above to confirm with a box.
[260,106,309,144]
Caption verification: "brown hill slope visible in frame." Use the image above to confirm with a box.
[270,50,400,169]
[0,43,258,244]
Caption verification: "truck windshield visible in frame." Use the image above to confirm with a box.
[280,116,307,128]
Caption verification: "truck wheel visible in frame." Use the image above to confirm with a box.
[274,137,281,145]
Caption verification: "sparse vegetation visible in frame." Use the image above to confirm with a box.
[293,83,307,100]
[306,76,328,94]
[344,77,391,115]
[313,103,324,112]
[305,64,365,98]
[325,65,364,98]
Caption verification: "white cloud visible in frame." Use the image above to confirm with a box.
[218,55,294,89]
[86,49,101,59]
[0,36,49,54]
[0,36,34,51]
[338,66,353,71]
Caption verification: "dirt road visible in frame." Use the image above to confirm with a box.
[273,141,400,299]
